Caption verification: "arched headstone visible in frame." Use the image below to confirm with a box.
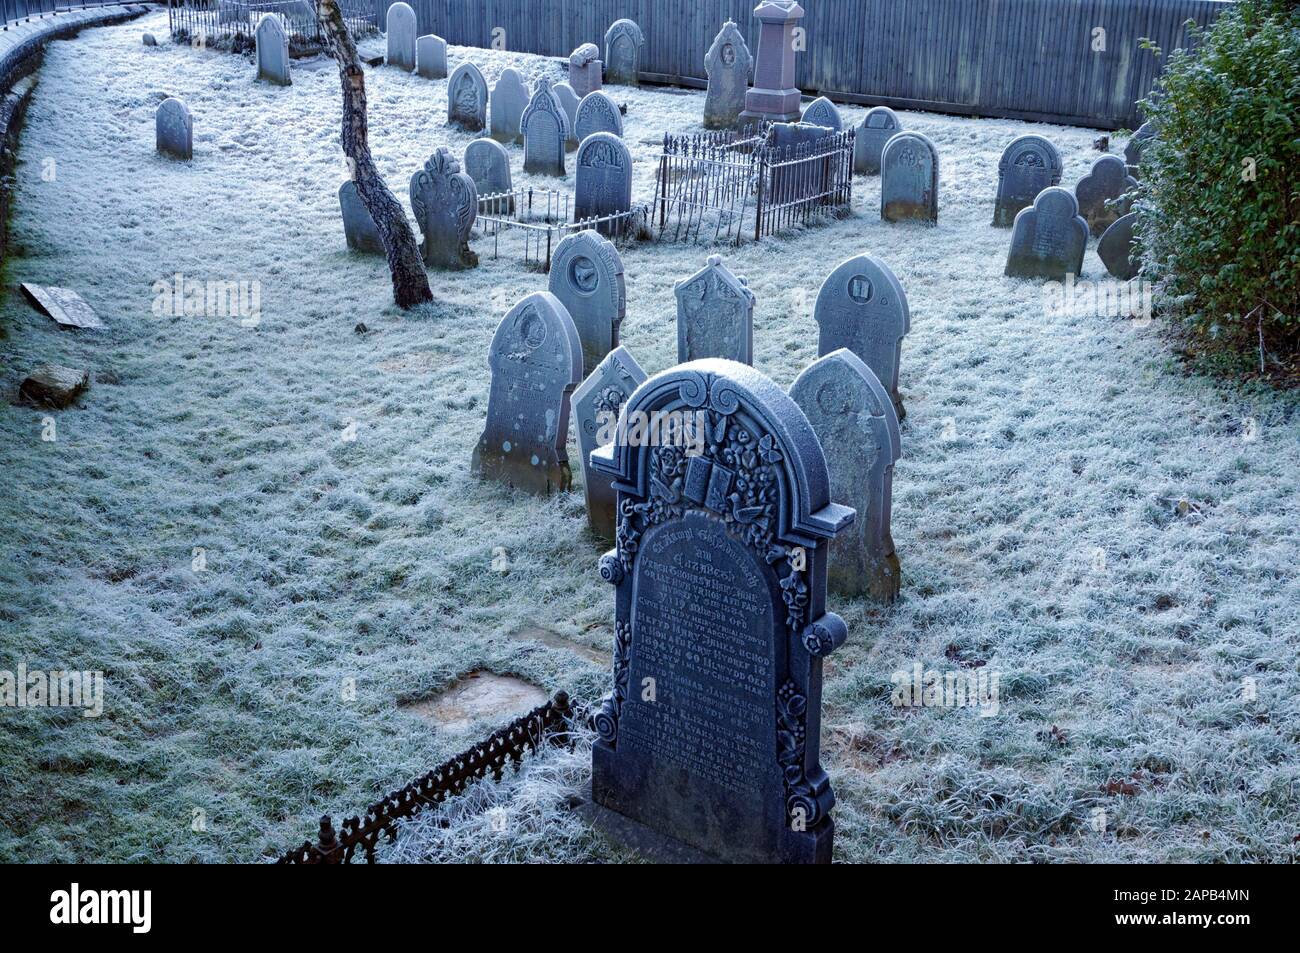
[854,106,899,175]
[675,255,755,365]
[571,345,645,540]
[385,2,417,72]
[447,62,488,132]
[791,349,901,603]
[801,96,843,131]
[471,292,583,495]
[409,148,478,270]
[1097,211,1139,281]
[603,18,644,85]
[553,82,581,150]
[813,254,910,420]
[1004,186,1089,281]
[569,42,603,99]
[703,19,753,130]
[417,34,447,79]
[881,132,938,224]
[1124,122,1156,178]
[464,138,513,214]
[575,90,624,141]
[155,97,192,161]
[1075,154,1136,237]
[255,15,290,86]
[992,135,1063,227]
[574,133,633,235]
[490,68,529,144]
[549,230,625,376]
[521,78,569,177]
[338,180,384,254]
[588,359,855,864]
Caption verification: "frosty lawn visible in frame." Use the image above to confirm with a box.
[1,11,1297,862]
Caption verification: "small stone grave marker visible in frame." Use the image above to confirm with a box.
[554,82,581,149]
[853,106,900,175]
[385,2,417,71]
[1004,186,1089,281]
[1075,154,1136,237]
[575,90,624,141]
[21,283,104,329]
[417,33,447,79]
[569,43,603,98]
[19,364,89,409]
[548,230,625,376]
[464,138,513,213]
[1097,211,1139,281]
[155,96,192,161]
[801,96,843,131]
[881,131,938,224]
[490,67,528,144]
[255,14,291,86]
[447,62,488,131]
[338,181,384,254]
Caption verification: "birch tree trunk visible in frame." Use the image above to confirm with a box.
[316,0,432,309]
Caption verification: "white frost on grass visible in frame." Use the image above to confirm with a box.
[1,11,1297,862]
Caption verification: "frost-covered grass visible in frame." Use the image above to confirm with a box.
[1,11,1297,863]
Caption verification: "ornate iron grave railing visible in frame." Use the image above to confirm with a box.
[652,126,855,244]
[166,0,376,53]
[475,188,648,272]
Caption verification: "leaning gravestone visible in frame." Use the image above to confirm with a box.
[1124,122,1156,178]
[676,255,755,365]
[1097,211,1139,281]
[854,106,899,175]
[571,345,645,540]
[603,18,644,85]
[385,2,417,71]
[409,148,478,270]
[575,90,624,141]
[588,359,855,864]
[549,230,626,377]
[521,78,569,177]
[417,34,447,79]
[490,68,529,144]
[574,133,633,235]
[464,138,513,214]
[703,19,752,130]
[801,96,843,131]
[1075,154,1136,238]
[791,349,901,603]
[881,131,938,224]
[155,97,192,161]
[1004,186,1089,281]
[569,43,603,99]
[447,62,488,131]
[255,15,291,86]
[814,254,910,421]
[992,134,1063,227]
[471,292,583,495]
[554,82,581,150]
[338,180,384,254]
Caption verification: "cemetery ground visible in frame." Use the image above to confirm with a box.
[1,11,1297,863]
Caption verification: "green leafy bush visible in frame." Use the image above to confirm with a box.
[1136,0,1300,379]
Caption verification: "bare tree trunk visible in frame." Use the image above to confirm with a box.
[317,0,432,309]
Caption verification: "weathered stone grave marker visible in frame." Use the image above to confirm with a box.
[255,14,291,86]
[854,106,900,175]
[385,2,417,71]
[471,292,583,495]
[814,254,910,420]
[447,62,488,131]
[1124,122,1156,178]
[791,349,901,602]
[992,134,1063,227]
[881,131,938,224]
[1075,154,1136,237]
[464,138,513,213]
[1097,211,1139,281]
[571,345,645,540]
[417,34,447,79]
[575,90,624,141]
[704,20,752,130]
[574,133,633,235]
[740,0,805,132]
[801,96,843,131]
[676,255,755,365]
[155,96,192,161]
[569,43,603,98]
[20,364,89,409]
[521,78,569,177]
[603,18,644,85]
[21,284,104,329]
[552,82,581,150]
[588,359,855,864]
[490,67,528,144]
[549,230,626,377]
[409,147,478,269]
[338,180,384,254]
[1004,186,1088,281]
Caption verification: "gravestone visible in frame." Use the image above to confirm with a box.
[574,133,633,235]
[338,180,384,254]
[1097,211,1139,281]
[790,349,901,603]
[813,254,910,420]
[675,255,755,365]
[853,107,899,175]
[549,230,626,377]
[21,284,104,330]
[603,18,644,85]
[447,62,488,132]
[569,43,603,98]
[767,121,833,202]
[464,138,513,214]
[1004,186,1089,281]
[801,96,843,131]
[554,82,581,150]
[1075,154,1136,238]
[588,359,855,864]
[417,34,447,79]
[992,134,1063,227]
[571,346,645,540]
[385,2,417,71]
[255,15,291,86]
[490,68,528,144]
[409,147,478,270]
[471,292,582,495]
[142,33,156,47]
[881,132,938,224]
[703,19,753,130]
[155,97,192,161]
[739,0,806,132]
[575,90,624,141]
[521,78,569,177]
[1124,122,1156,178]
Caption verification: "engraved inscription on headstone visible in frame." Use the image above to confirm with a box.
[704,20,752,130]
[853,106,899,175]
[1075,154,1137,238]
[992,135,1063,227]
[675,255,755,365]
[447,62,488,132]
[574,133,633,236]
[464,138,514,214]
[521,77,570,177]
[603,18,645,85]
[1004,186,1089,281]
[409,147,478,270]
[548,230,626,377]
[881,131,938,224]
[490,67,528,144]
[571,346,645,540]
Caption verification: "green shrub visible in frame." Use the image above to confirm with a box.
[1136,0,1300,379]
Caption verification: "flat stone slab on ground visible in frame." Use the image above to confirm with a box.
[19,364,89,408]
[400,671,548,733]
[506,626,608,666]
[21,283,104,329]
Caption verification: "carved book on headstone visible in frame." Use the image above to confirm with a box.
[675,255,755,365]
[704,20,752,130]
[409,148,478,270]
[992,135,1063,227]
[572,346,646,540]
[588,359,855,863]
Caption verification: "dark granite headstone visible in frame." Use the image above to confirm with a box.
[589,359,855,864]
[490,68,528,144]
[521,78,569,177]
[447,62,488,132]
[1124,122,1156,178]
[790,349,901,603]
[155,97,192,161]
[1004,186,1088,281]
[675,255,755,365]
[800,96,843,131]
[464,138,513,214]
[992,134,1063,227]
[853,106,899,175]
[574,133,633,235]
[385,2,416,72]
[704,19,752,130]
[338,180,384,254]
[1097,211,1139,281]
[255,14,291,86]
[881,131,938,224]
[1075,154,1136,238]
[739,1,806,132]
[766,121,833,203]
[472,292,583,495]
[575,90,624,141]
[603,18,645,85]
[548,230,625,377]
[813,254,910,420]
[571,345,646,540]
[409,148,478,269]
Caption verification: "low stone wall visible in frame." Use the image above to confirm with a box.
[0,4,153,269]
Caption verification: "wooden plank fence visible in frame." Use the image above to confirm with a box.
[375,0,1231,129]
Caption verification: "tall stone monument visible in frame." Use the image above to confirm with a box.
[739,1,806,134]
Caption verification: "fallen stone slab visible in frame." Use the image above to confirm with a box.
[19,364,89,408]
[21,283,104,329]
